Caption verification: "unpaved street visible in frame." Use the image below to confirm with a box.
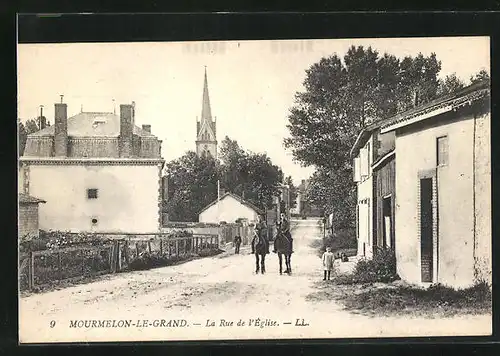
[20,219,491,343]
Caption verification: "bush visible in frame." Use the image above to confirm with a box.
[337,247,399,284]
[321,228,357,255]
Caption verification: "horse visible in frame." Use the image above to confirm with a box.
[253,233,268,274]
[274,232,293,275]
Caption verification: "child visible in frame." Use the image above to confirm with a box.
[322,247,335,280]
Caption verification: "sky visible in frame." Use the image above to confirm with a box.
[17,37,490,185]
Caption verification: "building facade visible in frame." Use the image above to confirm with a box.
[196,68,217,159]
[381,81,491,288]
[351,119,396,259]
[19,101,165,234]
[199,192,264,224]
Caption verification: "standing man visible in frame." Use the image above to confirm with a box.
[234,235,242,254]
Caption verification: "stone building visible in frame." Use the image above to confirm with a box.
[19,100,165,234]
[18,193,46,239]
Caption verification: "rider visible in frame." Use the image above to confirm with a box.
[274,212,293,253]
[251,214,270,254]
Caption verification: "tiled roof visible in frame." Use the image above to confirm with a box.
[28,112,155,138]
[19,193,46,204]
[380,80,490,133]
[199,192,265,215]
[350,79,490,158]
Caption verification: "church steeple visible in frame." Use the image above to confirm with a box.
[201,66,212,121]
[196,67,217,159]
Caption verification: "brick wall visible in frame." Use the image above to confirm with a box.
[19,204,40,238]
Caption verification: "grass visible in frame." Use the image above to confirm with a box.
[308,279,491,318]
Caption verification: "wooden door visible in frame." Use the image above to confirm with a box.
[420,178,433,283]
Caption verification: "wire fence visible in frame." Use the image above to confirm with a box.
[20,234,219,291]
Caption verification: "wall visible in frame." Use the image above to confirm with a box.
[26,163,162,234]
[374,157,395,249]
[356,136,374,259]
[473,112,492,285]
[19,204,40,238]
[395,109,488,288]
[199,196,259,224]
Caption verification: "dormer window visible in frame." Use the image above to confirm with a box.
[92,117,107,128]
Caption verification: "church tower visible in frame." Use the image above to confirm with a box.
[196,67,217,159]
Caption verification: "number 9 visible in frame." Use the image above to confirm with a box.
[50,320,56,328]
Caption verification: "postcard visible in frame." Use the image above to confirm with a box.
[18,35,492,343]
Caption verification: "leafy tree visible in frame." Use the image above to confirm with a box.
[18,117,50,156]
[284,175,298,209]
[470,69,490,84]
[165,137,285,221]
[437,73,466,96]
[284,46,443,228]
[165,151,220,222]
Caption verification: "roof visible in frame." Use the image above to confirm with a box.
[19,193,46,204]
[28,112,156,138]
[350,116,396,159]
[350,79,490,158]
[380,80,490,133]
[198,192,265,215]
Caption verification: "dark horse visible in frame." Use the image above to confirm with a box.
[274,232,293,275]
[253,233,268,274]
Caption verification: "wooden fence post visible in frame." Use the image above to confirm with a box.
[118,242,122,271]
[125,240,130,266]
[58,251,62,280]
[148,241,152,254]
[175,240,179,257]
[160,240,163,256]
[135,242,139,258]
[29,251,34,290]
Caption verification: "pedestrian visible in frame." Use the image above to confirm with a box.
[322,246,335,281]
[234,235,242,254]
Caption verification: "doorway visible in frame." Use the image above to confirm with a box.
[382,196,392,249]
[420,178,434,283]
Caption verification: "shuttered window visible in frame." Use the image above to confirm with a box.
[360,148,369,177]
[353,157,361,182]
[437,136,448,166]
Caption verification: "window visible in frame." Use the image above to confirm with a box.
[437,136,448,166]
[87,188,98,199]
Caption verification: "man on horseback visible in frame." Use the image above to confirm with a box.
[274,212,293,253]
[251,214,270,254]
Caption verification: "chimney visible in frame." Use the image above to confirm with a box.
[119,104,134,157]
[38,105,46,130]
[54,102,68,157]
[142,124,151,133]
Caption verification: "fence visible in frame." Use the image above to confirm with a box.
[161,221,255,248]
[21,233,219,291]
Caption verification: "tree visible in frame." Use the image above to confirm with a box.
[164,151,220,221]
[18,117,50,156]
[284,175,298,209]
[437,73,466,96]
[165,137,285,221]
[470,69,490,84]
[284,46,443,228]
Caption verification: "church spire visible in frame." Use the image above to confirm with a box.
[201,66,212,121]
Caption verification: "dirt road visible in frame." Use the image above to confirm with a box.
[19,219,491,343]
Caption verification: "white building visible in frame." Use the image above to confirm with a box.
[198,192,264,224]
[351,128,375,259]
[381,81,491,288]
[19,100,165,234]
